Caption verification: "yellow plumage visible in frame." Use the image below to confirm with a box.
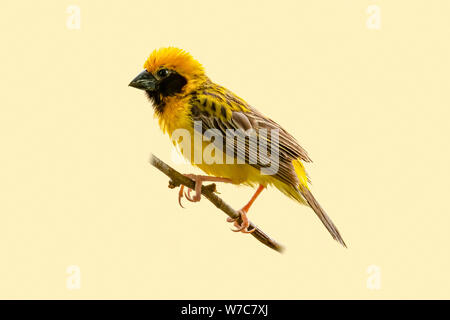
[130,47,346,246]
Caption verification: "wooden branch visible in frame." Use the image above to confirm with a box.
[149,154,284,253]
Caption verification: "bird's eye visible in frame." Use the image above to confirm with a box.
[157,68,169,78]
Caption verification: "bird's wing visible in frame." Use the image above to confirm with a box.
[244,106,312,163]
[189,94,311,188]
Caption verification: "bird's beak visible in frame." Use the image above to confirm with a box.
[129,70,157,91]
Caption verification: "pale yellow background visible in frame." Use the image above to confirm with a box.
[1,0,449,299]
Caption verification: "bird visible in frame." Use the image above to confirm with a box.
[129,47,346,247]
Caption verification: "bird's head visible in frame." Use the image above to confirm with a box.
[129,47,206,113]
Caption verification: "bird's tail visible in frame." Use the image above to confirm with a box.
[299,186,346,247]
[292,160,347,247]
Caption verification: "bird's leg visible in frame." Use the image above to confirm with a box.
[178,174,232,207]
[227,184,265,234]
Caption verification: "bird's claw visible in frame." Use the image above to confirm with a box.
[176,174,232,208]
[178,179,201,208]
[227,210,255,234]
[178,185,185,208]
[185,188,200,202]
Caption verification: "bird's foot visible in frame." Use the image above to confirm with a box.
[225,184,264,233]
[227,209,255,234]
[178,174,232,208]
[178,175,200,207]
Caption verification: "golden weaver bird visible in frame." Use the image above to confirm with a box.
[129,47,346,247]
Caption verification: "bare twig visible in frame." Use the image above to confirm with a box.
[149,154,284,253]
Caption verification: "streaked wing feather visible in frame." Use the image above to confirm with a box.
[190,91,311,188]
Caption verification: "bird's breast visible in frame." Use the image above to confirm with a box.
[157,95,192,136]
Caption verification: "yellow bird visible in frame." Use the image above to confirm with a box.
[129,47,346,247]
